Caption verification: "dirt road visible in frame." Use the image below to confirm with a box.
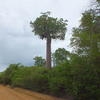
[0,85,67,100]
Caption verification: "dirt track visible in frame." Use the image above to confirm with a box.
[0,85,67,100]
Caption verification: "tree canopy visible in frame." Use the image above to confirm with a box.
[30,11,67,40]
[33,56,46,67]
[70,9,100,58]
[52,48,70,66]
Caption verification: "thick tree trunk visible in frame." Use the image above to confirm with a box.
[46,37,51,70]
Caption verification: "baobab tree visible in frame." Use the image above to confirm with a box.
[30,11,67,70]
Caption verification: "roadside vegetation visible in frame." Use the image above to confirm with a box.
[0,0,100,100]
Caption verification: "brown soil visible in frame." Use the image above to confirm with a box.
[0,85,67,100]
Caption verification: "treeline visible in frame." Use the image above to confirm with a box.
[0,53,100,100]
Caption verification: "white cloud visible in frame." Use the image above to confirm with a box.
[0,0,90,72]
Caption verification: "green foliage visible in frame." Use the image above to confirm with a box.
[33,56,46,67]
[69,3,100,99]
[97,0,100,3]
[30,12,67,70]
[30,69,49,92]
[11,67,32,88]
[0,7,100,100]
[1,63,22,85]
[48,63,71,96]
[70,9,100,57]
[0,59,100,100]
[52,48,70,66]
[0,73,2,84]
[30,11,67,40]
[70,8,100,83]
[11,66,49,93]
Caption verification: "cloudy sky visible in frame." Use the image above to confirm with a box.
[0,0,90,72]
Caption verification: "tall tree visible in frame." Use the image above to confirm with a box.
[33,56,46,67]
[70,8,100,57]
[70,8,100,82]
[30,12,67,70]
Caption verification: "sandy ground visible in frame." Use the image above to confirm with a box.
[0,85,67,100]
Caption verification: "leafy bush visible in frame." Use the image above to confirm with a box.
[1,63,22,85]
[0,60,100,100]
[68,56,100,100]
[0,74,2,84]
[11,66,49,93]
[48,63,72,96]
[31,70,49,92]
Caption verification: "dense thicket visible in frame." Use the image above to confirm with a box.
[0,55,100,100]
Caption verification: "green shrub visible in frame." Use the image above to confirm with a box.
[0,74,2,84]
[11,66,49,93]
[48,63,71,96]
[67,63,100,100]
[1,61,100,100]
[1,63,22,85]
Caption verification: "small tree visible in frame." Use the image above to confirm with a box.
[33,56,46,67]
[30,12,67,70]
[52,48,70,66]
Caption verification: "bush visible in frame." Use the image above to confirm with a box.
[0,74,2,84]
[48,63,71,96]
[11,66,49,93]
[1,63,22,85]
[67,60,100,100]
[1,61,100,100]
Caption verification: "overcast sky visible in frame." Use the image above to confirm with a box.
[0,0,90,72]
